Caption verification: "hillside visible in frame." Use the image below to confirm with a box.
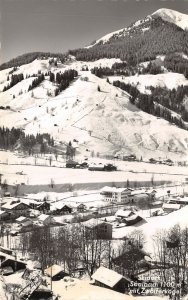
[1,56,188,161]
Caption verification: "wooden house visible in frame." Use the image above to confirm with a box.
[76,203,87,212]
[91,266,130,294]
[1,200,30,219]
[37,201,50,213]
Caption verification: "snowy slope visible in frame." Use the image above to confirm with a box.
[111,73,188,94]
[1,58,188,160]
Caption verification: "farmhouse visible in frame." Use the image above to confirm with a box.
[91,266,130,294]
[100,186,131,203]
[83,218,112,240]
[66,159,78,168]
[1,200,30,219]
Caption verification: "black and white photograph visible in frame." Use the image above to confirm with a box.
[1,0,188,299]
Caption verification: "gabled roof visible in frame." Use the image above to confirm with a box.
[83,218,109,229]
[115,210,134,218]
[2,201,30,210]
[45,264,68,277]
[92,266,130,288]
[101,186,130,194]
[38,214,51,222]
[162,203,181,210]
[16,216,28,222]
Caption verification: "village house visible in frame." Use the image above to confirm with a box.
[100,186,131,203]
[36,201,50,213]
[55,204,73,215]
[91,266,131,294]
[83,218,112,240]
[37,214,55,226]
[76,203,87,212]
[1,200,30,219]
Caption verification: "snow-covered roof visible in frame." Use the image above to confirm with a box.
[92,266,130,288]
[115,210,134,218]
[38,214,51,221]
[1,201,29,210]
[101,186,129,194]
[162,203,181,210]
[45,264,66,277]
[16,216,28,222]
[82,218,108,229]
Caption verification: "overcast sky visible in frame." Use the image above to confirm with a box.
[1,0,188,63]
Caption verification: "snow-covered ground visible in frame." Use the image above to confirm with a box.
[111,73,188,94]
[113,205,188,255]
[1,58,188,160]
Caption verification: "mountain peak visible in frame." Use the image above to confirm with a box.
[152,8,188,30]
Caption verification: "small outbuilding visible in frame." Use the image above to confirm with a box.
[44,264,69,281]
[91,266,130,294]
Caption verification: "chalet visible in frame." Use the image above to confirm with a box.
[1,200,30,219]
[66,159,78,168]
[83,218,112,240]
[115,209,135,221]
[162,203,181,213]
[76,203,87,212]
[55,204,73,215]
[44,264,69,281]
[91,266,130,294]
[37,201,50,213]
[100,186,131,203]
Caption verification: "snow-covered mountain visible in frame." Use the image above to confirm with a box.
[152,8,188,31]
[86,8,188,48]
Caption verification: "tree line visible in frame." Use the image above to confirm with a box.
[113,80,188,129]
[49,69,78,96]
[3,73,24,92]
[28,74,45,91]
[0,127,54,154]
[0,52,67,71]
